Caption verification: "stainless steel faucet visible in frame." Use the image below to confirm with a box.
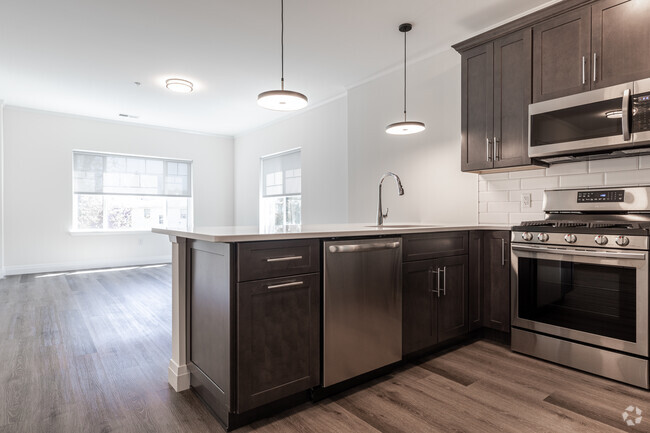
[377,172,405,226]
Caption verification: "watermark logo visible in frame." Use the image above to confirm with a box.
[622,405,643,427]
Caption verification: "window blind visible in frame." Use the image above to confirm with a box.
[261,149,301,197]
[73,151,192,197]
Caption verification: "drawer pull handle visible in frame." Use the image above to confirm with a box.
[267,281,304,290]
[266,255,303,262]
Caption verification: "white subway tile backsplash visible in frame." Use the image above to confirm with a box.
[559,173,604,188]
[478,157,646,227]
[639,155,650,169]
[488,201,521,213]
[520,176,559,190]
[486,179,521,191]
[508,169,546,179]
[479,213,509,224]
[605,168,650,185]
[508,212,544,225]
[589,157,638,173]
[545,161,588,176]
[479,173,510,181]
[479,191,510,202]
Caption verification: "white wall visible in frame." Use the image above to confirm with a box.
[0,101,4,276]
[347,49,477,224]
[3,107,233,274]
[234,97,348,225]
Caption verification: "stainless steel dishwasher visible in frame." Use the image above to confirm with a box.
[323,237,402,387]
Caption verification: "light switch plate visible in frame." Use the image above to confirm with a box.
[521,193,531,208]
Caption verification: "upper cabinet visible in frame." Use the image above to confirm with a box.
[532,6,591,102]
[455,0,650,173]
[533,0,650,102]
[461,29,534,172]
[592,0,650,89]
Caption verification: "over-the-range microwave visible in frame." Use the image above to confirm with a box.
[529,78,650,162]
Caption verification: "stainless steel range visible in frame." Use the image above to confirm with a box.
[511,186,650,388]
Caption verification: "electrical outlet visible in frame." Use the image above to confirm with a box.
[521,193,531,208]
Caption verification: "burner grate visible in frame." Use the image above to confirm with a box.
[519,220,638,229]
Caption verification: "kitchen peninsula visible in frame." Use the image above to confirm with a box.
[153,224,511,430]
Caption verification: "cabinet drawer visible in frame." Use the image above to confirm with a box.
[403,231,468,262]
[237,239,320,282]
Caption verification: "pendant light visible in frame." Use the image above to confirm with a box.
[257,0,308,111]
[386,23,425,135]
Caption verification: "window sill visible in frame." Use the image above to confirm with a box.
[68,230,157,236]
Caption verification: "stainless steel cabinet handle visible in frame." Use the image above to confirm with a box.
[622,88,631,141]
[494,137,500,161]
[267,281,303,290]
[329,241,400,254]
[501,239,505,266]
[429,268,440,296]
[486,138,492,162]
[582,56,586,85]
[436,267,441,298]
[593,53,597,82]
[512,244,646,260]
[441,267,446,296]
[267,255,302,262]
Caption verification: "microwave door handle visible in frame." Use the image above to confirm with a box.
[622,88,631,141]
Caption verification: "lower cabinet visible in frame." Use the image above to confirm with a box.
[237,273,320,412]
[403,255,469,355]
[482,231,511,332]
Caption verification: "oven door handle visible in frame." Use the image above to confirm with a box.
[512,244,647,260]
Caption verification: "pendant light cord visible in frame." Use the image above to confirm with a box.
[281,0,285,90]
[403,30,407,121]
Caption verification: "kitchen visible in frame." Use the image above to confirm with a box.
[1,0,650,432]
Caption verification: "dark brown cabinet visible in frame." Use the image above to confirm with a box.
[402,233,469,356]
[468,231,483,331]
[532,6,591,102]
[533,0,650,102]
[461,29,535,172]
[592,0,650,88]
[237,273,320,412]
[482,231,511,332]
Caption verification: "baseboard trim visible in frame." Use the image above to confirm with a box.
[3,255,171,276]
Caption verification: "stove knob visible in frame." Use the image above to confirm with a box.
[615,236,630,247]
[564,234,577,244]
[537,233,550,242]
[521,232,533,241]
[594,235,609,246]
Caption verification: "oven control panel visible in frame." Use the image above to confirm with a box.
[576,190,624,203]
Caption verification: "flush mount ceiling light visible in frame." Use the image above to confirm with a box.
[257,0,308,111]
[166,78,193,93]
[386,23,425,135]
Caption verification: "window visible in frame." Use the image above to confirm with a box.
[72,151,192,231]
[260,149,301,231]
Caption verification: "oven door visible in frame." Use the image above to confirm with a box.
[511,243,648,357]
[529,82,633,158]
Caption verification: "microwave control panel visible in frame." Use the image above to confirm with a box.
[577,190,625,203]
[633,92,650,132]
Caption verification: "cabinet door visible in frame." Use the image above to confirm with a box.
[436,255,469,342]
[483,232,511,332]
[532,6,591,102]
[493,29,532,169]
[461,43,494,171]
[237,273,320,412]
[592,0,650,89]
[468,232,483,331]
[403,260,437,355]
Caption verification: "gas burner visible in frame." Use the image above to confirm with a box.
[519,220,640,230]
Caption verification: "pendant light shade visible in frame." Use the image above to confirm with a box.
[386,23,425,135]
[257,0,308,111]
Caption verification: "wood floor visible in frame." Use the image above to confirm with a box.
[1,265,649,433]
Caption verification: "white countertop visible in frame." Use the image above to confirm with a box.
[152,223,512,243]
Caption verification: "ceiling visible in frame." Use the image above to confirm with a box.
[0,0,553,136]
